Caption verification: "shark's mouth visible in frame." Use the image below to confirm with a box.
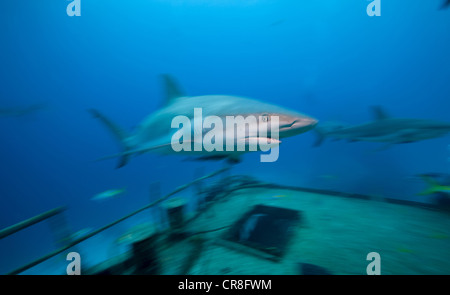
[280,121,296,129]
[279,118,318,134]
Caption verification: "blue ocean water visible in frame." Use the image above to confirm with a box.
[1,0,449,274]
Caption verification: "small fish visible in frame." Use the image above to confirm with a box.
[115,223,155,245]
[429,232,449,240]
[318,174,339,180]
[91,188,126,201]
[58,228,93,244]
[266,194,290,202]
[0,103,47,118]
[417,175,450,196]
[397,247,414,254]
[116,233,134,245]
[71,228,92,238]
[272,194,288,199]
[265,247,278,251]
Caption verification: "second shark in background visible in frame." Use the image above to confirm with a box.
[314,106,450,150]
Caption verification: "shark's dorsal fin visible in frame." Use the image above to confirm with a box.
[371,106,390,120]
[161,74,185,105]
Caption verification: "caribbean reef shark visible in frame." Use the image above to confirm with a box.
[0,103,47,118]
[314,106,450,149]
[90,75,317,167]
[441,0,450,9]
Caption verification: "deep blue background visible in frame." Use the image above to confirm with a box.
[1,0,449,274]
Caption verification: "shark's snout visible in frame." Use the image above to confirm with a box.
[278,114,318,138]
[292,117,318,129]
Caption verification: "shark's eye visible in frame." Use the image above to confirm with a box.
[261,114,270,122]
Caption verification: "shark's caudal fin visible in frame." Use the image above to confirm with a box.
[88,109,131,168]
[161,74,186,105]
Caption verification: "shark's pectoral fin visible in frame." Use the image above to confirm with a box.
[95,143,173,163]
[227,153,242,164]
[184,154,242,164]
[313,130,325,147]
[238,137,281,150]
[184,155,230,162]
[116,157,129,169]
[88,109,132,168]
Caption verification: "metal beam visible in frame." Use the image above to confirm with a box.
[6,166,229,275]
[0,207,66,240]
